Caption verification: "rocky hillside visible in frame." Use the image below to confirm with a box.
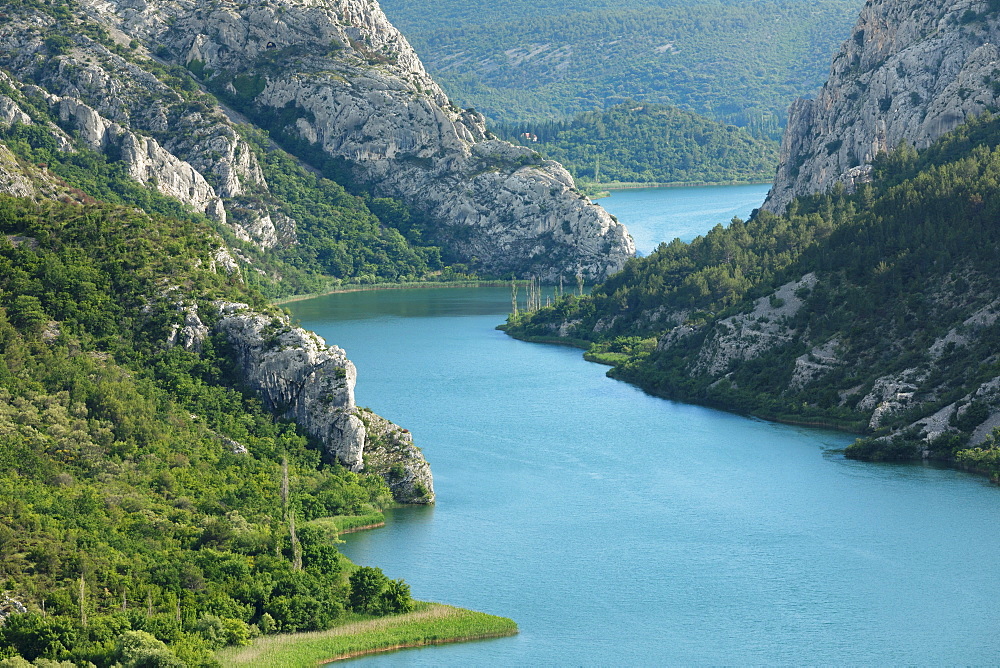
[0,190,429,664]
[764,0,1000,213]
[0,0,632,282]
[506,109,1000,475]
[215,300,433,502]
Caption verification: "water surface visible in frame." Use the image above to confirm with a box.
[288,185,1000,665]
[290,288,1000,665]
[599,183,770,254]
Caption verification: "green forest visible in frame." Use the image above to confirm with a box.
[380,0,863,133]
[504,113,1000,473]
[497,103,779,185]
[0,195,414,665]
[0,77,458,301]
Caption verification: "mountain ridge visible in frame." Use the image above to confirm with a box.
[0,0,634,284]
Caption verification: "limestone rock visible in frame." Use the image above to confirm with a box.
[152,0,634,280]
[689,274,816,376]
[0,0,632,277]
[212,302,434,503]
[789,338,842,391]
[0,144,37,198]
[214,301,366,470]
[0,14,277,245]
[167,303,210,352]
[52,96,225,221]
[765,0,1000,213]
[358,410,435,504]
[0,95,32,127]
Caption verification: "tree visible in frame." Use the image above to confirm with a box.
[348,566,389,614]
[347,567,414,615]
[113,630,184,667]
[6,295,47,334]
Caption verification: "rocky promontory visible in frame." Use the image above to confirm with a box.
[154,0,635,281]
[213,301,434,503]
[0,0,634,281]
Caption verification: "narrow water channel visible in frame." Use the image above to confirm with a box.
[287,186,1000,664]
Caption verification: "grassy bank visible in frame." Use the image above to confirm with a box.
[274,280,527,305]
[217,603,518,667]
[305,513,387,536]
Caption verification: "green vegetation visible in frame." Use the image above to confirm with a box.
[216,602,517,667]
[583,336,658,366]
[506,112,1000,460]
[0,61,473,300]
[237,126,452,292]
[380,0,863,133]
[954,428,1000,480]
[497,103,778,185]
[0,194,422,665]
[306,513,386,535]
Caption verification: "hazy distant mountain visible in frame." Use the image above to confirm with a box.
[379,0,864,133]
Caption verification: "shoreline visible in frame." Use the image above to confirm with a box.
[503,329,866,435]
[274,280,525,305]
[577,179,773,199]
[337,521,385,534]
[322,630,519,663]
[216,603,517,667]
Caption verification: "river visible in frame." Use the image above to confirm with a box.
[289,185,1000,665]
[599,183,771,254]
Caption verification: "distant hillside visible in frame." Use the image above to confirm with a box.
[379,0,864,133]
[497,103,779,185]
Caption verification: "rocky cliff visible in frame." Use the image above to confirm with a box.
[212,301,434,503]
[160,0,634,280]
[0,0,633,281]
[764,0,1000,213]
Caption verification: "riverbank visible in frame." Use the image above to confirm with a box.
[580,179,772,199]
[216,603,518,667]
[274,280,527,305]
[500,326,867,434]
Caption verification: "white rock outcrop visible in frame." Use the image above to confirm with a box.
[153,0,634,280]
[214,301,367,471]
[211,301,434,502]
[690,274,816,376]
[765,0,1000,213]
[51,95,227,222]
[0,0,633,277]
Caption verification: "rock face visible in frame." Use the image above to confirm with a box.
[688,274,817,377]
[764,0,1000,213]
[214,301,366,470]
[54,95,225,221]
[0,25,273,246]
[0,0,632,280]
[213,301,434,503]
[151,0,634,280]
[358,410,434,503]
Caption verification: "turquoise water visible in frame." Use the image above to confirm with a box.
[289,187,1000,664]
[599,183,771,254]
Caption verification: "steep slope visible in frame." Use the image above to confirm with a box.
[765,0,1000,212]
[0,186,430,664]
[505,112,1000,475]
[0,0,632,282]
